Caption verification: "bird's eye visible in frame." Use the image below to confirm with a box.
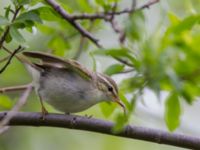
[108,86,113,92]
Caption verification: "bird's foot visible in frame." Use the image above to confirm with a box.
[84,114,93,119]
[41,106,48,120]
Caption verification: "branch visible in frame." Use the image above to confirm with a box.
[0,46,23,74]
[114,57,134,67]
[45,0,102,48]
[0,6,22,49]
[0,84,33,93]
[45,0,159,48]
[0,112,199,149]
[0,85,32,134]
[69,0,159,21]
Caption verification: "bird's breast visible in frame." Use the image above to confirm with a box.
[37,68,106,113]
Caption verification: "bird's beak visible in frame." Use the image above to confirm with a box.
[114,97,127,115]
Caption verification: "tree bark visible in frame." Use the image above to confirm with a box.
[0,112,199,149]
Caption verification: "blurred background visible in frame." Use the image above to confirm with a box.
[1,0,200,149]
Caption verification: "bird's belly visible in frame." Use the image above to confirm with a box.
[38,70,104,113]
[46,96,97,113]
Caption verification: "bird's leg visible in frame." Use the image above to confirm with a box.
[39,95,48,119]
[84,114,93,119]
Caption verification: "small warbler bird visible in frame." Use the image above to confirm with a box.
[21,51,126,117]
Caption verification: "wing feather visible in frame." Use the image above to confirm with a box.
[23,51,92,80]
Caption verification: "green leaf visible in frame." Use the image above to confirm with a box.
[0,95,13,110]
[125,11,145,41]
[5,32,12,43]
[0,27,3,34]
[11,0,31,5]
[108,0,120,2]
[112,92,132,133]
[120,76,144,93]
[16,10,42,23]
[164,14,200,40]
[59,1,73,13]
[0,16,10,26]
[168,12,180,25]
[37,24,55,34]
[104,64,124,75]
[77,0,93,12]
[36,7,59,21]
[100,102,116,118]
[164,92,181,131]
[93,48,138,67]
[4,5,12,19]
[112,113,128,133]
[172,15,200,34]
[18,0,31,5]
[95,0,105,6]
[119,92,135,113]
[9,25,25,43]
[166,68,182,92]
[30,0,43,6]
[48,36,70,56]
[181,82,199,104]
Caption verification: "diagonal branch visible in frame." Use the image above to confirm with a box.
[0,46,24,74]
[45,0,102,48]
[0,112,199,149]
[0,86,32,134]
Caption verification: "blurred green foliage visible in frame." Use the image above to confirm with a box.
[1,0,200,149]
[0,95,13,110]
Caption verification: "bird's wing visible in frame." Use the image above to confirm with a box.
[23,51,93,80]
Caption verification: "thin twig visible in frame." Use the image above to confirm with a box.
[74,22,95,60]
[2,46,21,60]
[0,55,10,63]
[45,0,102,48]
[114,57,134,67]
[70,0,159,21]
[0,84,33,93]
[139,0,159,9]
[0,46,23,74]
[108,3,126,44]
[0,112,200,149]
[0,6,22,49]
[0,85,32,134]
[74,36,86,60]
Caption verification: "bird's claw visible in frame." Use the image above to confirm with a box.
[85,114,93,119]
[41,107,48,120]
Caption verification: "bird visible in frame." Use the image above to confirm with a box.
[21,51,126,118]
